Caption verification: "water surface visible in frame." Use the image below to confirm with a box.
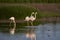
[0,23,60,40]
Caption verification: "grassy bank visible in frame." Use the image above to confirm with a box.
[0,6,39,19]
[0,6,60,19]
[0,5,60,26]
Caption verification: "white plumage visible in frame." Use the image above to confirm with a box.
[9,17,15,21]
[30,12,37,21]
[25,12,37,26]
[25,16,30,21]
[30,16,35,21]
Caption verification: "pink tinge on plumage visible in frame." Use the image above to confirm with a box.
[25,16,30,21]
[30,16,35,21]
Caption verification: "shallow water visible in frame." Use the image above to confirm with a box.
[0,23,60,40]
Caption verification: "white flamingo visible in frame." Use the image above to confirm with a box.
[25,12,35,26]
[9,17,16,35]
[30,12,37,26]
[25,12,37,26]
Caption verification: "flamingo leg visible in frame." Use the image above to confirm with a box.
[27,21,29,26]
[31,21,33,26]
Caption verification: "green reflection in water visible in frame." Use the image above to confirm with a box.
[0,23,37,34]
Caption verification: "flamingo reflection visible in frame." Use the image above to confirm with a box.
[25,29,36,40]
[9,17,16,35]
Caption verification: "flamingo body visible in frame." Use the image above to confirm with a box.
[30,16,35,21]
[25,16,30,21]
[9,17,15,21]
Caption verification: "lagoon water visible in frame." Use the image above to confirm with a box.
[0,23,60,40]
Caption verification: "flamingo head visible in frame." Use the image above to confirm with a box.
[35,12,37,14]
[32,12,34,14]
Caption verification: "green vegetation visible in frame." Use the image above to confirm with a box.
[0,0,60,3]
[0,0,60,33]
[0,5,60,26]
[40,11,60,17]
[0,6,38,19]
[0,6,60,19]
[0,6,41,27]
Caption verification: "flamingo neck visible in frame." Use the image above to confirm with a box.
[13,21,16,29]
[31,12,34,17]
[31,13,34,17]
[34,13,37,19]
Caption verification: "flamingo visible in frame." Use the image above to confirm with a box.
[9,17,16,35]
[25,12,34,26]
[25,12,37,26]
[30,12,37,26]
